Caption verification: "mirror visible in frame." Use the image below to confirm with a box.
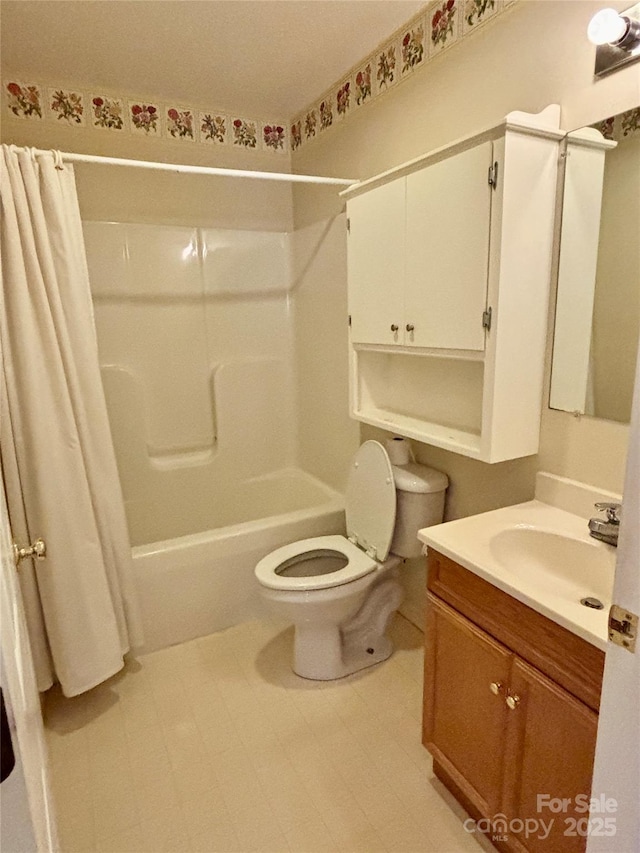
[550,105,640,424]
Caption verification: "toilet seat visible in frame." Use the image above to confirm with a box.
[254,535,378,591]
[256,442,398,593]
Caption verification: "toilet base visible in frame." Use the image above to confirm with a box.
[292,576,403,681]
[293,628,394,681]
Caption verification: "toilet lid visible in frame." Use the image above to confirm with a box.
[346,441,397,561]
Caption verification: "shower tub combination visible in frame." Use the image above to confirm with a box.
[84,219,347,653]
[132,469,344,653]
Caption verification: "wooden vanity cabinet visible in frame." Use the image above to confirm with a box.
[501,659,599,853]
[426,597,511,817]
[423,550,605,853]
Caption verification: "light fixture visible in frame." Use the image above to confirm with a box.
[588,3,640,76]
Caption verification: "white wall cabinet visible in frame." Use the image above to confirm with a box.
[348,142,493,351]
[347,177,405,346]
[405,141,492,352]
[343,106,562,463]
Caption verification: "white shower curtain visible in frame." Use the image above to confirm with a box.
[0,145,142,697]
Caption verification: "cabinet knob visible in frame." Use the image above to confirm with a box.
[390,324,399,332]
[406,324,415,332]
[489,681,503,696]
[506,693,520,710]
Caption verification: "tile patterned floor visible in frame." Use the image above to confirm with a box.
[44,615,493,853]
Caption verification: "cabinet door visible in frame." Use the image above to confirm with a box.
[347,177,405,345]
[502,659,598,853]
[405,141,493,351]
[423,595,512,817]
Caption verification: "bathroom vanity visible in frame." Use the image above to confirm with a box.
[419,497,615,853]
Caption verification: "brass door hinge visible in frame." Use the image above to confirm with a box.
[13,538,47,568]
[608,604,637,652]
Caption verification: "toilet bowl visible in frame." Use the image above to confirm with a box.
[254,440,448,680]
[256,534,403,680]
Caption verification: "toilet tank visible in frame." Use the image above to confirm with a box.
[390,463,448,559]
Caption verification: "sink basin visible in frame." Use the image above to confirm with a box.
[418,498,620,649]
[489,527,615,604]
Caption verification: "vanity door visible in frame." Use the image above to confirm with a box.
[423,594,512,817]
[501,659,598,853]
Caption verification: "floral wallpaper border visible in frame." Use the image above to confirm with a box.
[4,0,521,159]
[593,108,640,142]
[291,0,518,151]
[3,81,289,154]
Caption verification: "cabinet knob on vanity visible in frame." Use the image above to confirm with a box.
[406,324,415,332]
[489,681,503,696]
[390,324,399,332]
[506,693,521,710]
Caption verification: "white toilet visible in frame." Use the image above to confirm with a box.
[254,440,448,680]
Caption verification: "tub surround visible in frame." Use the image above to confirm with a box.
[132,469,344,654]
[85,220,296,546]
[84,218,354,655]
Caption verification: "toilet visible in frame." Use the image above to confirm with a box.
[254,440,448,680]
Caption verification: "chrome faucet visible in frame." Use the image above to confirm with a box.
[588,502,621,547]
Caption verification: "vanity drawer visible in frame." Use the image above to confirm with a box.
[426,549,605,711]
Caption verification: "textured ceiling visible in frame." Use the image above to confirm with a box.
[0,1,426,116]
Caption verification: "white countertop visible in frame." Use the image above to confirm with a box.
[418,500,617,651]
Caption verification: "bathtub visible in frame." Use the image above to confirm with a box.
[131,468,344,653]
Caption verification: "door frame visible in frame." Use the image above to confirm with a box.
[587,347,640,852]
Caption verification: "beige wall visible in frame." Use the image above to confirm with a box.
[292,1,640,516]
[2,2,638,504]
[291,215,361,490]
[1,109,294,232]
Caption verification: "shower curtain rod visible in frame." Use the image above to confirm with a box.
[29,148,358,187]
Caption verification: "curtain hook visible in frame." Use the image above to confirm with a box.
[52,149,64,170]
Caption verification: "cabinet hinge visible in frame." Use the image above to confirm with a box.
[347,217,351,234]
[482,307,492,331]
[488,162,499,189]
[608,604,638,652]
